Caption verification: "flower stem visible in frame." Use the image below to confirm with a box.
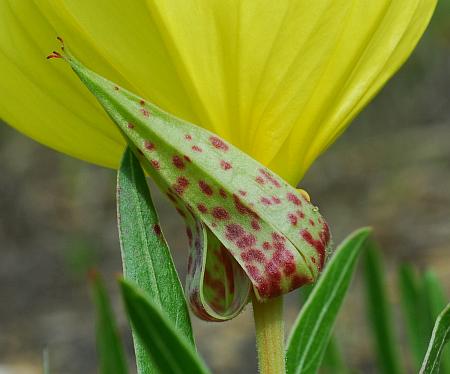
[252,294,285,374]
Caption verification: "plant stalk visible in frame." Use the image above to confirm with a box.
[252,294,285,374]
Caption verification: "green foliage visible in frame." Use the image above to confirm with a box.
[90,271,128,374]
[286,227,371,374]
[117,148,194,373]
[363,244,401,374]
[398,264,431,369]
[420,304,450,374]
[298,283,347,373]
[120,279,211,374]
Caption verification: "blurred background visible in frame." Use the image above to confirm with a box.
[1,3,449,373]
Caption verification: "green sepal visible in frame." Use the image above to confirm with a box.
[52,41,332,321]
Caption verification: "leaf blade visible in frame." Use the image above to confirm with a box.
[398,264,431,369]
[117,148,193,373]
[420,303,450,374]
[363,244,401,374]
[120,279,211,374]
[90,272,128,374]
[423,271,450,374]
[286,227,371,374]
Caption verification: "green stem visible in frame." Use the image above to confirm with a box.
[252,294,286,374]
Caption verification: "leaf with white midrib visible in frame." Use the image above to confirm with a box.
[286,227,371,374]
[420,304,450,374]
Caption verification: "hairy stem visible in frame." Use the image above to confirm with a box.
[252,294,285,374]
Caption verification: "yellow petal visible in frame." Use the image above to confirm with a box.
[0,0,437,184]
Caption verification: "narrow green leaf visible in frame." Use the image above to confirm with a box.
[120,279,211,374]
[117,148,194,373]
[423,271,450,374]
[298,284,347,373]
[420,304,450,374]
[321,337,347,374]
[399,264,430,368]
[363,244,401,374]
[286,227,371,374]
[90,271,128,374]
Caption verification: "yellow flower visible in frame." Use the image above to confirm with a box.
[0,0,436,185]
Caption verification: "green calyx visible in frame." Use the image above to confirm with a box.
[50,40,332,321]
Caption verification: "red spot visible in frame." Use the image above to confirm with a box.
[236,233,256,249]
[272,249,296,276]
[251,219,261,231]
[255,176,265,185]
[301,229,326,270]
[272,196,281,204]
[241,249,266,263]
[209,136,229,151]
[262,242,271,250]
[144,141,155,151]
[114,86,119,91]
[284,261,296,276]
[259,169,281,188]
[127,122,135,129]
[199,181,213,196]
[298,210,305,219]
[245,265,261,280]
[287,192,302,206]
[183,155,191,163]
[233,194,248,214]
[212,207,230,220]
[172,155,185,170]
[238,190,247,196]
[225,224,244,241]
[233,194,259,219]
[265,261,282,282]
[309,219,315,226]
[219,188,227,198]
[291,275,311,289]
[197,204,208,213]
[192,145,203,152]
[288,213,298,226]
[311,256,316,264]
[139,99,145,106]
[220,160,232,170]
[261,197,272,205]
[185,134,192,141]
[140,108,150,117]
[173,176,189,195]
[272,232,285,242]
[151,160,160,170]
[153,224,162,236]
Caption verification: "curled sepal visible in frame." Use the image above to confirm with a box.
[53,42,332,320]
[165,186,251,321]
